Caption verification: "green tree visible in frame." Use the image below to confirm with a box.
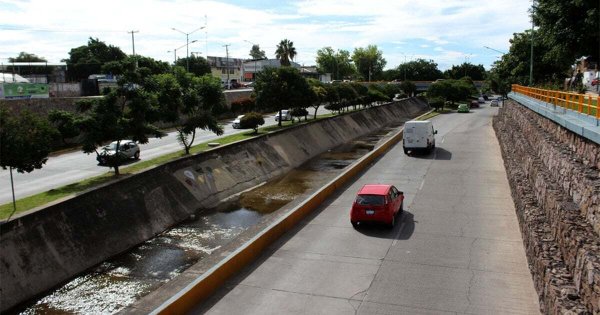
[8,52,46,62]
[7,52,52,75]
[102,55,171,79]
[323,84,341,113]
[0,109,58,173]
[533,0,599,75]
[63,37,127,81]
[399,81,417,96]
[367,88,390,105]
[175,55,211,76]
[249,44,266,59]
[48,110,80,145]
[427,97,445,111]
[149,68,224,155]
[444,63,487,80]
[240,112,265,134]
[382,68,402,81]
[77,83,164,175]
[335,83,358,111]
[490,30,562,85]
[275,39,297,67]
[427,79,475,106]
[307,79,327,119]
[396,59,443,81]
[254,67,313,126]
[315,47,355,80]
[1,109,59,218]
[352,45,386,81]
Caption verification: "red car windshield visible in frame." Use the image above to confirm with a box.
[356,195,385,205]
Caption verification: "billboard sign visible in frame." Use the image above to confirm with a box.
[1,83,49,99]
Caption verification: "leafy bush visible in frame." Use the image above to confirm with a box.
[291,107,309,121]
[427,97,444,111]
[239,112,264,133]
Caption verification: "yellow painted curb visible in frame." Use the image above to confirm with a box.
[151,112,430,314]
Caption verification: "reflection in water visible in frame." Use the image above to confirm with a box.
[16,127,392,314]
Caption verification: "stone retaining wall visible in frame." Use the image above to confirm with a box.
[0,98,429,312]
[494,99,600,314]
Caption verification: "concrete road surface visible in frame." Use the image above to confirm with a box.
[194,103,540,314]
[0,109,326,205]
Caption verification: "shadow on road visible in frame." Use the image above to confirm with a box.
[408,147,452,161]
[433,147,452,160]
[353,210,416,240]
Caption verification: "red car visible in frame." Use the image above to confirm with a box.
[350,184,404,228]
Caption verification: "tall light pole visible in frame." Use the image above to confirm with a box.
[529,0,535,86]
[400,53,408,81]
[483,46,507,55]
[171,26,205,72]
[167,49,177,65]
[244,40,259,81]
[464,53,472,77]
[168,40,197,66]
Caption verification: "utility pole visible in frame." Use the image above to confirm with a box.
[127,30,140,69]
[529,0,534,86]
[205,15,208,59]
[128,30,139,69]
[224,44,230,89]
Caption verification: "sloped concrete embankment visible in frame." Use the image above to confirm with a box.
[0,98,429,312]
[494,100,600,314]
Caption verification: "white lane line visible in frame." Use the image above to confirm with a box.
[441,136,445,144]
[419,180,425,191]
[392,221,406,246]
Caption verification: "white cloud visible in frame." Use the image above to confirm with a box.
[0,0,531,70]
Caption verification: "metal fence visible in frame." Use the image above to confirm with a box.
[512,84,600,119]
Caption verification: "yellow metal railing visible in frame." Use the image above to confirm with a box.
[512,84,600,119]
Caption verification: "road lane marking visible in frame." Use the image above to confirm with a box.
[392,221,406,246]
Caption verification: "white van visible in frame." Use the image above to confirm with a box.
[403,120,437,154]
[274,109,292,121]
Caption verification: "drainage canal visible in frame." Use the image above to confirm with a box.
[13,125,401,314]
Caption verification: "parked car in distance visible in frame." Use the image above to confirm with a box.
[232,115,245,129]
[97,140,140,165]
[470,100,480,108]
[274,109,292,121]
[403,120,437,154]
[392,93,404,101]
[490,100,499,107]
[457,103,470,113]
[350,184,404,228]
[478,97,485,103]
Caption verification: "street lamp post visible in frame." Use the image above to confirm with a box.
[167,49,177,65]
[172,26,205,72]
[400,53,408,81]
[168,40,198,67]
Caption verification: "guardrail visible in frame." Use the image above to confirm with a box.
[512,84,600,119]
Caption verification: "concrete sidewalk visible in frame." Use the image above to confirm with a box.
[194,105,540,314]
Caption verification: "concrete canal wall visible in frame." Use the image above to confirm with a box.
[0,98,429,311]
[494,98,600,314]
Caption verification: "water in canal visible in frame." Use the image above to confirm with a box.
[14,125,399,314]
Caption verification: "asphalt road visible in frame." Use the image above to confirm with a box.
[0,110,324,205]
[194,102,540,314]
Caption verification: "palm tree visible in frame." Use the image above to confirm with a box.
[275,39,297,67]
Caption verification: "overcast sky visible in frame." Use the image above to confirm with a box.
[0,0,532,71]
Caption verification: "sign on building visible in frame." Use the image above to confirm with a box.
[1,83,50,99]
